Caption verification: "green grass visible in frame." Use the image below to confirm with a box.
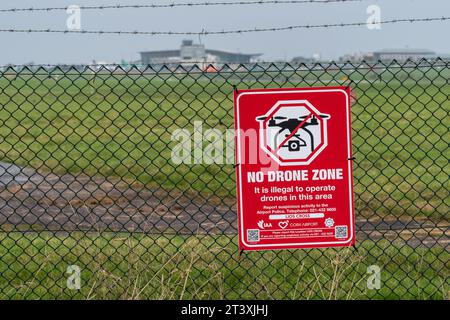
[0,232,448,299]
[0,71,448,218]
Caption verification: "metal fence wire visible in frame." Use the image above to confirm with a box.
[0,59,448,299]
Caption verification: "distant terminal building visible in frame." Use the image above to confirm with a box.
[336,49,441,63]
[291,56,315,64]
[139,40,261,65]
[371,49,436,62]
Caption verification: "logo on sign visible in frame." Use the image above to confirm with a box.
[278,220,289,229]
[256,100,330,165]
[257,220,272,229]
[325,218,335,227]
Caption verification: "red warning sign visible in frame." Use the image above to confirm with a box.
[234,87,355,251]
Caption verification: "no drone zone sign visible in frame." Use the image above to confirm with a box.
[234,87,355,251]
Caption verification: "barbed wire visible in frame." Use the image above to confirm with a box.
[0,1,363,13]
[0,17,448,36]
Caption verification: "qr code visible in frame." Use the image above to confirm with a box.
[335,226,348,239]
[247,229,260,242]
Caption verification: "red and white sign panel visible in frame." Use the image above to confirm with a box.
[234,87,355,251]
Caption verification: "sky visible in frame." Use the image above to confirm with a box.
[0,0,449,65]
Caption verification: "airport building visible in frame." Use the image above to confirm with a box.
[139,40,261,65]
[371,49,437,61]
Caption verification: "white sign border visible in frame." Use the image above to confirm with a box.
[235,88,354,249]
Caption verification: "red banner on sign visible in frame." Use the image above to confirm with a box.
[234,87,355,251]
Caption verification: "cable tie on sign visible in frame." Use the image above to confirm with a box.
[233,163,240,168]
[348,156,355,161]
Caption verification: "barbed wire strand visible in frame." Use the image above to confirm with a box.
[0,1,363,13]
[0,17,448,36]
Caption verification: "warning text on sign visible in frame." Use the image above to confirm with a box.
[246,168,344,183]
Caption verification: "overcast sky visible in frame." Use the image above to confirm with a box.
[0,0,449,65]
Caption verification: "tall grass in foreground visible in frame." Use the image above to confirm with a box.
[0,232,447,299]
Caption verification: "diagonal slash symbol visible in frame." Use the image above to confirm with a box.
[275,113,313,153]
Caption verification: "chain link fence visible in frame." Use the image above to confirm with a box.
[0,59,448,299]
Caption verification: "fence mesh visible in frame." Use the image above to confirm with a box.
[0,60,448,299]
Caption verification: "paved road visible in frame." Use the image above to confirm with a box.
[0,161,448,248]
[0,161,36,186]
[0,161,237,234]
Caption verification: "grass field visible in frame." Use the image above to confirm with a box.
[0,70,448,218]
[0,232,448,299]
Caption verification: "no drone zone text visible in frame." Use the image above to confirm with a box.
[247,168,344,182]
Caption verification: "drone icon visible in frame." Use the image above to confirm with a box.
[256,112,330,153]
